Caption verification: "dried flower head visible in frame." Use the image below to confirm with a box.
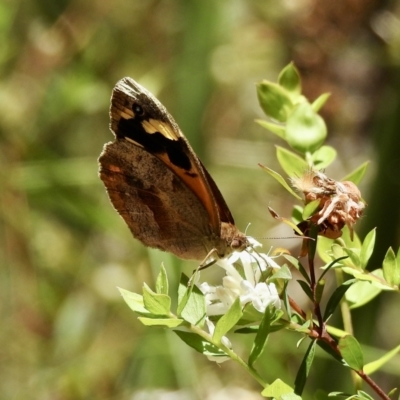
[291,169,365,239]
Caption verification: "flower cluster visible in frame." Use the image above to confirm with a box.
[291,169,365,239]
[200,244,281,317]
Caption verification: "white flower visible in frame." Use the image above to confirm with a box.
[199,246,282,316]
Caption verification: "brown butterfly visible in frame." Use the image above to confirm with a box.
[98,78,248,263]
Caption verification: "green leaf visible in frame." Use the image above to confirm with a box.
[118,288,149,314]
[396,246,400,268]
[311,92,331,113]
[364,343,400,375]
[315,280,325,304]
[297,280,313,301]
[276,146,308,177]
[346,280,382,310]
[281,393,303,400]
[138,317,185,327]
[319,256,349,281]
[283,255,310,283]
[256,119,286,139]
[311,145,337,169]
[323,280,355,321]
[345,268,392,290]
[339,335,364,371]
[180,283,206,327]
[383,247,400,286]
[360,229,376,269]
[317,340,344,364]
[268,206,305,236]
[248,307,271,367]
[174,331,227,357]
[259,164,302,199]
[325,325,349,338]
[143,283,171,316]
[328,391,374,399]
[269,264,292,280]
[340,225,362,248]
[341,161,369,185]
[261,379,295,398]
[294,339,317,395]
[156,263,169,295]
[355,391,375,400]
[316,236,335,263]
[343,248,361,268]
[257,81,294,122]
[285,102,327,153]
[302,199,321,219]
[213,297,242,343]
[292,205,303,224]
[279,62,301,96]
[177,273,192,315]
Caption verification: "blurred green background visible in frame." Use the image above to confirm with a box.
[2,0,400,398]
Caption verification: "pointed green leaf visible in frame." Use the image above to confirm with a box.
[118,288,149,314]
[341,161,369,185]
[339,335,364,371]
[156,263,169,295]
[340,226,362,248]
[316,236,335,264]
[143,283,171,316]
[180,283,206,327]
[355,391,375,400]
[285,102,327,153]
[268,206,305,235]
[292,205,303,224]
[302,199,321,219]
[396,246,400,267]
[323,280,355,321]
[177,273,192,315]
[261,379,295,398]
[319,256,349,281]
[311,92,331,113]
[343,248,361,268]
[317,339,344,364]
[325,325,349,338]
[315,279,325,304]
[364,343,400,375]
[276,146,308,177]
[346,281,382,309]
[256,119,286,139]
[259,164,302,199]
[279,62,301,96]
[269,264,292,280]
[248,307,271,367]
[257,81,294,122]
[281,393,303,400]
[294,339,317,395]
[383,247,400,286]
[297,280,313,301]
[311,145,337,169]
[213,297,242,343]
[359,229,376,269]
[174,331,227,357]
[138,317,185,327]
[284,255,310,283]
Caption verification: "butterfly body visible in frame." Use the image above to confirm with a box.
[99,78,248,261]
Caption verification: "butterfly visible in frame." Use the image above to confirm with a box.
[98,78,248,264]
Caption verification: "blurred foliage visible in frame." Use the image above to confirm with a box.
[1,0,400,399]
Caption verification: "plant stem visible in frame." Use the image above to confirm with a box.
[189,323,267,388]
[334,269,354,335]
[357,371,391,400]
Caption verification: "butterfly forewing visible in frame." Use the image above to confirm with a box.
[99,77,248,261]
